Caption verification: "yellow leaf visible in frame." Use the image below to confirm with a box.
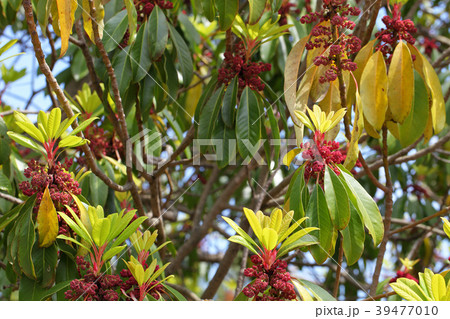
[37,187,59,248]
[284,36,310,145]
[243,207,263,243]
[56,0,77,57]
[184,75,203,120]
[441,218,450,239]
[347,39,376,108]
[269,208,283,233]
[282,148,302,167]
[423,114,433,144]
[386,120,400,140]
[421,55,446,133]
[360,51,388,131]
[387,41,414,124]
[343,90,364,170]
[261,228,278,250]
[431,274,446,301]
[364,116,381,138]
[82,0,94,42]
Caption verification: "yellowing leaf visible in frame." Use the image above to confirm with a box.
[387,41,414,124]
[431,274,446,301]
[441,218,450,239]
[243,207,263,243]
[421,55,446,133]
[284,36,310,145]
[269,208,283,233]
[283,148,302,167]
[360,51,388,130]
[344,91,364,170]
[56,0,77,57]
[37,187,59,248]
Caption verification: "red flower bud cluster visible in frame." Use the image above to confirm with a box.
[389,270,419,284]
[77,122,123,165]
[300,0,361,83]
[301,131,346,184]
[278,2,300,26]
[242,255,297,301]
[65,256,123,301]
[19,159,82,235]
[218,42,272,91]
[120,0,173,47]
[375,4,417,63]
[135,0,173,23]
[421,37,438,58]
[120,262,165,300]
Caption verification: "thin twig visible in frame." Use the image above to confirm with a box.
[370,125,394,295]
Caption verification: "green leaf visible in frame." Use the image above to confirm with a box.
[341,202,365,265]
[58,135,86,148]
[102,10,128,52]
[306,184,333,264]
[149,6,169,61]
[390,278,431,301]
[130,20,151,82]
[338,167,384,246]
[398,71,429,147]
[248,0,267,24]
[324,166,350,230]
[168,24,193,86]
[296,279,336,301]
[228,235,260,256]
[277,235,318,258]
[0,170,12,194]
[236,87,262,161]
[102,245,126,261]
[31,244,58,288]
[47,108,61,139]
[17,206,37,279]
[0,203,22,232]
[110,216,147,250]
[69,116,98,136]
[213,117,237,168]
[7,132,45,153]
[222,216,260,250]
[266,104,280,168]
[221,76,238,128]
[0,39,17,57]
[124,0,137,45]
[216,0,238,30]
[161,283,188,301]
[112,48,133,97]
[19,276,70,301]
[288,166,306,222]
[431,274,446,301]
[201,0,215,21]
[197,86,225,141]
[56,234,90,251]
[55,114,79,139]
[15,122,45,144]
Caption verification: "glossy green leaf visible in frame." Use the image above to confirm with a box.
[338,167,384,246]
[102,10,128,52]
[130,20,151,82]
[168,24,193,86]
[228,235,260,256]
[213,117,237,168]
[31,244,58,288]
[102,245,125,261]
[288,166,307,222]
[324,166,350,230]
[296,279,336,301]
[149,6,169,61]
[47,108,61,140]
[248,0,266,24]
[267,104,281,169]
[124,0,137,45]
[17,198,37,279]
[198,86,225,142]
[390,278,431,301]
[221,76,238,128]
[69,116,98,137]
[201,0,215,21]
[236,87,262,161]
[216,0,238,30]
[58,136,86,148]
[19,276,70,301]
[341,202,365,265]
[306,184,333,264]
[398,71,429,147]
